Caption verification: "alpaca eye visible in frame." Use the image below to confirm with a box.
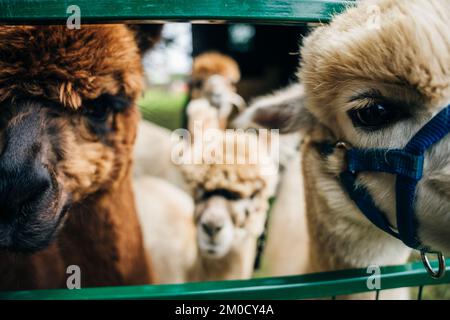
[83,93,131,123]
[349,102,398,130]
[190,79,203,89]
[84,104,110,122]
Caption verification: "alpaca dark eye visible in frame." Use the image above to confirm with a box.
[84,104,110,122]
[349,103,399,130]
[83,93,131,124]
[190,79,203,89]
[202,189,242,201]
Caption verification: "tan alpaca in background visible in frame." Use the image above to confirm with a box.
[233,84,309,276]
[188,52,246,130]
[136,131,278,283]
[181,131,278,281]
[189,52,310,277]
[133,52,246,186]
[234,0,450,299]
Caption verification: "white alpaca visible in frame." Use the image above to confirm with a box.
[182,131,278,281]
[233,0,450,299]
[135,176,196,284]
[233,86,309,276]
[260,143,310,276]
[136,130,278,283]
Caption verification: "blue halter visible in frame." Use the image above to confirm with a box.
[331,105,449,278]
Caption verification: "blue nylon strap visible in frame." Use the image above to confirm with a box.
[396,105,450,250]
[404,106,450,154]
[396,177,421,248]
[347,149,424,180]
[338,105,450,251]
[339,171,400,240]
[317,142,403,240]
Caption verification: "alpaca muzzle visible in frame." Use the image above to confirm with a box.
[322,104,449,278]
[0,103,64,252]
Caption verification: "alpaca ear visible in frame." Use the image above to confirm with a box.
[231,83,317,133]
[128,24,163,54]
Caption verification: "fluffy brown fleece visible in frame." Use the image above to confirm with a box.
[0,25,160,290]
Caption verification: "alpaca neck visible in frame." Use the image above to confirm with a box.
[58,174,152,287]
[263,151,310,276]
[301,138,411,273]
[188,236,257,281]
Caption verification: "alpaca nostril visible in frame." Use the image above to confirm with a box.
[202,223,214,237]
[0,162,52,222]
[201,222,222,237]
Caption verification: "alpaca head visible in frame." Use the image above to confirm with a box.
[181,132,277,259]
[0,25,159,253]
[235,0,450,254]
[191,51,241,100]
[190,52,245,129]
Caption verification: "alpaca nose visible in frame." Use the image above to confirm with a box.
[0,110,52,221]
[210,92,224,106]
[201,222,223,237]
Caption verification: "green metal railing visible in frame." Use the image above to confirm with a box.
[1,0,448,300]
[0,0,353,24]
[1,259,449,300]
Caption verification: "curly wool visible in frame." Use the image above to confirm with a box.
[0,25,143,109]
[192,51,241,84]
[181,132,277,199]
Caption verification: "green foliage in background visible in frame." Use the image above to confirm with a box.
[138,89,187,130]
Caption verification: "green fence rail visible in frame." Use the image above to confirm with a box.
[0,0,354,24]
[1,259,449,300]
[0,0,447,302]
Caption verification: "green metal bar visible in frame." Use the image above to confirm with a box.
[1,259,449,300]
[0,0,354,24]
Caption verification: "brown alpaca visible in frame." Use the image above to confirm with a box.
[0,25,160,290]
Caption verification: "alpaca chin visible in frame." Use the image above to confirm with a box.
[199,245,230,259]
[197,229,234,259]
[0,187,69,253]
